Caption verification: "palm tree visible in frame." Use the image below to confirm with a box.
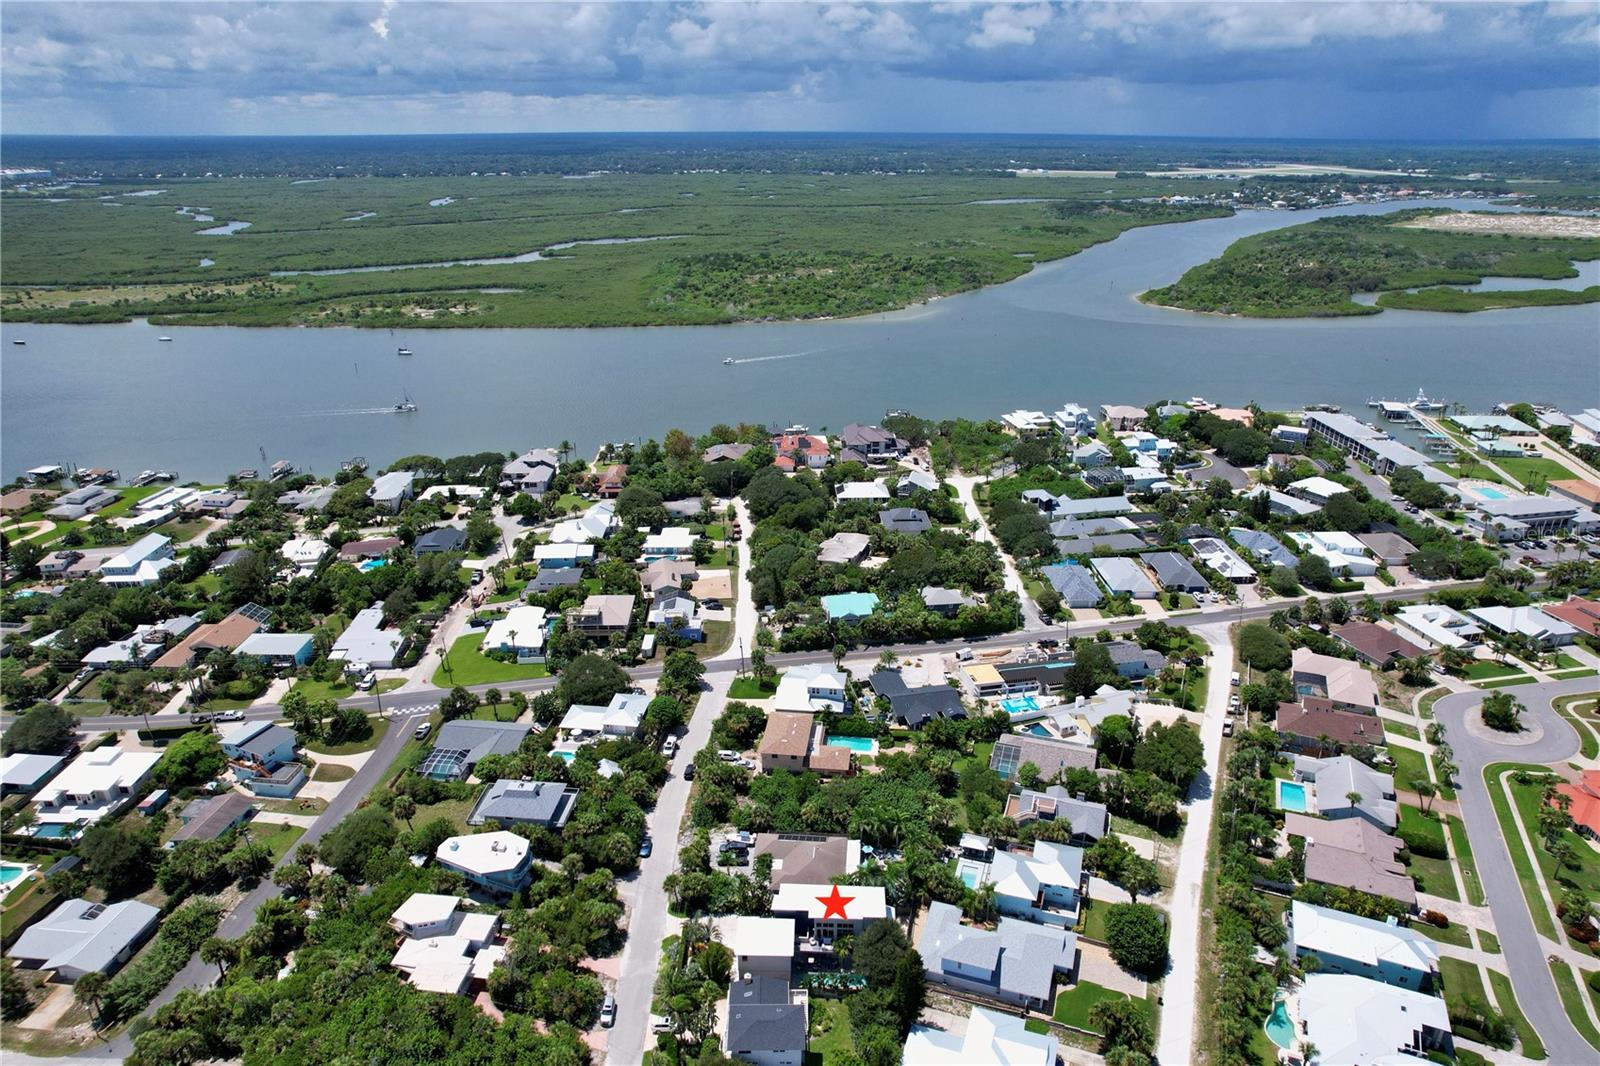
[74,971,107,1024]
[200,936,235,981]
[392,794,417,830]
[1346,790,1364,810]
[485,687,503,719]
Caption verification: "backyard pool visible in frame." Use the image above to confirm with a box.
[1265,997,1296,1050]
[1000,695,1041,715]
[1276,779,1310,814]
[826,735,878,755]
[1026,723,1053,737]
[0,862,34,886]
[358,559,389,572]
[959,868,979,888]
[1475,486,1506,500]
[552,750,576,763]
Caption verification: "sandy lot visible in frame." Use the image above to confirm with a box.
[1397,212,1600,239]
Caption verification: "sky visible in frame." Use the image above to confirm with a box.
[1,1,1597,139]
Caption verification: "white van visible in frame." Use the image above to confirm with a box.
[1229,671,1241,688]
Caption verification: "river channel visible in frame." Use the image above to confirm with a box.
[2,198,1596,481]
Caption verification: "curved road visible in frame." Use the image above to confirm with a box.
[1436,677,1600,1066]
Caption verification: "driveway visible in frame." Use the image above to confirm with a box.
[949,474,1044,631]
[1435,678,1599,1066]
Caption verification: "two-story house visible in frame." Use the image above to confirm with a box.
[435,831,533,896]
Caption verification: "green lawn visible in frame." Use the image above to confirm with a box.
[1405,852,1460,901]
[1555,654,1586,670]
[1439,957,1488,1017]
[1482,762,1560,939]
[1411,919,1472,948]
[1460,660,1524,680]
[693,619,735,661]
[806,996,855,1064]
[1399,803,1448,855]
[728,676,779,700]
[1447,815,1486,906]
[1487,968,1546,1060]
[1383,719,1421,741]
[1556,695,1600,760]
[1553,668,1600,681]
[1076,899,1113,943]
[1478,929,1500,954]
[1387,744,1433,795]
[1053,980,1147,1031]
[1478,675,1537,689]
[1496,454,1581,486]
[1549,959,1600,1053]
[1419,686,1448,719]
[432,631,551,686]
[303,717,389,756]
[312,763,355,782]
[1506,772,1600,916]
[409,794,478,833]
[253,822,305,863]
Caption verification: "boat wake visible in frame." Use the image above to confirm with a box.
[726,346,839,366]
[297,407,413,418]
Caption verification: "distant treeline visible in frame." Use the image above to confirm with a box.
[3,132,1596,181]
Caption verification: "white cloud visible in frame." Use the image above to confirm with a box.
[370,0,395,40]
[967,3,1055,49]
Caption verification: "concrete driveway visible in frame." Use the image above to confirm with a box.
[1435,677,1599,1066]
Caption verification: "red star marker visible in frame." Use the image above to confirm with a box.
[816,884,855,920]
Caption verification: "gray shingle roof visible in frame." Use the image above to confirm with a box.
[468,779,578,827]
[432,720,534,767]
[918,901,1077,1003]
[725,977,808,1054]
[10,898,160,975]
[1140,551,1209,592]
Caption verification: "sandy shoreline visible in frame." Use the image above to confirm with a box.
[1398,212,1600,239]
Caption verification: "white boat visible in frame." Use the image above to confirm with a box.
[1409,388,1446,411]
[397,346,413,356]
[722,357,735,365]
[158,336,173,342]
[393,389,417,413]
[10,339,24,346]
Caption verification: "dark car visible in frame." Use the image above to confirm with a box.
[638,837,653,858]
[189,712,215,725]
[683,763,696,781]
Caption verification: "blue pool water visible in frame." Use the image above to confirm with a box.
[1026,724,1052,737]
[1475,486,1507,500]
[0,865,26,885]
[1277,780,1310,813]
[30,824,73,839]
[959,869,979,889]
[358,558,389,572]
[553,751,576,763]
[1000,695,1040,715]
[1265,999,1295,1049]
[826,735,876,753]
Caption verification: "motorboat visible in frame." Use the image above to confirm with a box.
[393,389,417,413]
[158,336,173,342]
[1409,388,1446,412]
[397,346,413,356]
[11,339,24,346]
[722,357,735,365]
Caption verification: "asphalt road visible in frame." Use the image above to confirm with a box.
[1435,678,1600,1066]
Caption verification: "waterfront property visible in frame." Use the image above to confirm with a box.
[1302,412,1435,476]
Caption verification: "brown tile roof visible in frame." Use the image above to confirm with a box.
[1542,597,1600,638]
[1549,479,1600,506]
[759,711,814,758]
[1332,622,1428,664]
[152,613,263,669]
[338,536,401,559]
[1285,811,1415,907]
[1275,700,1384,749]
[807,744,853,775]
[752,833,852,886]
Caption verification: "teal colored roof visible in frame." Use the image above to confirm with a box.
[822,592,880,619]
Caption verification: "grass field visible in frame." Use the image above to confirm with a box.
[1549,959,1600,1052]
[1419,686,1448,719]
[1446,815,1486,906]
[1,173,1232,329]
[1478,929,1500,953]
[302,717,389,756]
[1387,744,1434,796]
[1383,719,1421,741]
[253,822,305,863]
[1487,968,1547,1060]
[1482,761,1561,939]
[312,763,356,782]
[1411,918,1472,948]
[1557,696,1600,760]
[1439,957,1489,1016]
[807,996,855,1064]
[432,631,551,686]
[1053,980,1148,1031]
[1460,660,1525,680]
[1493,454,1582,487]
[727,676,779,700]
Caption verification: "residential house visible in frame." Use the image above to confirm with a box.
[989,734,1096,781]
[1288,900,1439,991]
[527,567,583,595]
[1271,424,1311,445]
[771,433,830,470]
[1100,404,1147,432]
[774,663,849,714]
[187,489,239,514]
[595,464,627,498]
[1289,530,1378,577]
[434,831,533,896]
[648,586,704,640]
[1002,410,1054,437]
[896,469,939,496]
[1053,404,1094,437]
[1105,640,1166,679]
[467,779,578,828]
[821,592,878,622]
[549,501,617,544]
[1003,786,1109,842]
[389,896,504,995]
[46,485,120,520]
[339,536,402,561]
[1287,476,1350,506]
[0,753,65,797]
[641,526,696,560]
[568,594,634,638]
[757,711,853,777]
[869,669,966,728]
[280,537,332,575]
[330,604,405,670]
[1285,812,1416,909]
[1543,597,1600,638]
[641,558,699,597]
[1464,494,1600,541]
[1554,771,1600,838]
[1393,603,1483,650]
[724,974,808,1066]
[81,614,201,669]
[916,901,1078,1011]
[421,720,534,782]
[414,526,467,555]
[1055,532,1145,555]
[499,449,560,496]
[903,1006,1058,1066]
[1333,622,1427,667]
[771,882,891,946]
[169,793,255,845]
[732,916,796,981]
[235,632,315,668]
[1040,561,1103,608]
[920,586,975,617]
[1469,604,1579,648]
[703,442,754,463]
[31,748,162,831]
[1275,698,1385,756]
[840,423,905,462]
[209,547,251,572]
[151,607,266,670]
[1072,440,1113,468]
[1050,515,1138,539]
[1291,647,1380,713]
[558,691,650,743]
[816,531,871,566]
[1244,485,1321,518]
[878,507,931,534]
[1293,754,1397,829]
[1090,556,1158,599]
[1082,467,1128,490]
[1356,531,1418,567]
[9,898,160,982]
[220,721,299,775]
[1191,536,1258,582]
[277,484,338,513]
[751,833,862,888]
[368,470,416,513]
[98,533,176,587]
[531,542,594,568]
[979,840,1085,927]
[1228,527,1297,570]
[1299,974,1452,1064]
[1140,551,1208,593]
[483,605,549,662]
[1048,495,1137,519]
[836,480,891,503]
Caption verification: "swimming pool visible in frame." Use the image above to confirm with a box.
[1026,723,1053,738]
[1000,695,1040,715]
[1264,998,1295,1049]
[552,750,576,763]
[1475,486,1507,500]
[1276,779,1310,814]
[357,558,389,572]
[959,868,979,888]
[826,735,877,754]
[0,863,33,886]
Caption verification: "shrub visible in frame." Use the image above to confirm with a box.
[1103,902,1169,977]
[100,899,220,1024]
[1238,623,1291,671]
[1422,910,1450,928]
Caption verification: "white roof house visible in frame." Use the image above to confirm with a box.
[1469,605,1580,648]
[0,752,65,794]
[559,691,650,740]
[434,831,529,880]
[904,1006,1058,1066]
[1002,410,1053,436]
[368,470,416,512]
[549,501,617,544]
[533,542,596,566]
[641,526,696,559]
[771,883,890,923]
[836,480,891,502]
[482,605,548,658]
[387,893,502,994]
[1393,603,1483,649]
[1289,530,1378,576]
[1244,485,1322,518]
[98,534,176,587]
[9,898,160,981]
[732,916,798,962]
[281,538,332,572]
[330,604,405,669]
[1299,973,1452,1064]
[32,747,163,827]
[1289,901,1439,987]
[773,663,849,714]
[1288,476,1351,505]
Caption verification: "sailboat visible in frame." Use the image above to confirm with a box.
[393,389,417,413]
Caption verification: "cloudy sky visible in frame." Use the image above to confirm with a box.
[2,1,1596,139]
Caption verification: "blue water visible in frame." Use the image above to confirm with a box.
[0,865,25,884]
[1277,780,1310,813]
[31,824,73,839]
[1027,723,1052,737]
[1265,999,1295,1049]
[1475,486,1507,500]
[553,751,576,763]
[358,558,389,572]
[959,869,979,889]
[826,735,876,753]
[1001,695,1040,715]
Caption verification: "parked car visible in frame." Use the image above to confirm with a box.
[215,709,245,722]
[702,598,724,610]
[413,721,433,741]
[355,672,376,691]
[661,736,678,758]
[1222,719,1235,737]
[717,749,739,762]
[600,994,616,1028]
[638,837,652,858]
[649,1014,673,1034]
[189,712,215,725]
[683,763,696,781]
